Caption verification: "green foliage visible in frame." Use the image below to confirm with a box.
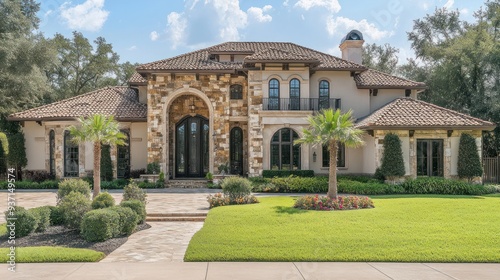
[123,181,147,204]
[207,192,259,209]
[28,206,51,232]
[270,175,328,193]
[120,199,146,224]
[457,133,483,180]
[373,168,386,182]
[57,179,91,202]
[100,145,113,181]
[0,180,59,189]
[293,195,374,210]
[7,132,27,170]
[402,177,492,195]
[218,163,229,174]
[58,192,91,229]
[338,180,405,195]
[81,209,120,242]
[109,206,138,236]
[0,132,8,154]
[205,172,213,180]
[23,170,55,182]
[262,170,314,178]
[221,177,253,201]
[146,162,160,174]
[91,192,115,209]
[0,132,6,175]
[380,133,405,179]
[362,43,399,74]
[4,206,36,237]
[0,246,105,263]
[47,206,64,226]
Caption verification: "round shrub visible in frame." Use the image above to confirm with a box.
[221,177,253,201]
[81,209,120,242]
[47,206,64,225]
[120,199,146,224]
[4,206,36,237]
[109,206,138,235]
[123,181,147,204]
[57,179,91,203]
[59,192,92,229]
[91,192,115,209]
[29,206,51,232]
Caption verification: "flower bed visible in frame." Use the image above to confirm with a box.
[293,194,374,211]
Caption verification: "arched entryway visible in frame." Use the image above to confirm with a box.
[175,115,209,178]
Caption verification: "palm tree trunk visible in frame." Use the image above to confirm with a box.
[93,142,101,199]
[327,140,338,199]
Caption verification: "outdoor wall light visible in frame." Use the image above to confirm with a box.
[313,152,317,162]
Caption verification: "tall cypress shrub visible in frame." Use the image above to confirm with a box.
[380,133,405,180]
[101,145,113,181]
[457,133,483,182]
[0,132,7,176]
[7,132,27,180]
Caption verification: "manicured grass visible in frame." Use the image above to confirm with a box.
[185,195,500,262]
[0,246,105,262]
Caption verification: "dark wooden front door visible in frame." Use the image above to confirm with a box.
[230,127,243,175]
[417,139,444,177]
[175,116,209,178]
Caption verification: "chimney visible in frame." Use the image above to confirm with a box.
[339,30,364,65]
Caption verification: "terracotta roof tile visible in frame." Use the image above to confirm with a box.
[245,47,320,63]
[354,69,426,89]
[8,87,147,121]
[356,98,495,129]
[128,72,147,84]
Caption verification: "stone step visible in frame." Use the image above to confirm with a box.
[147,212,207,217]
[146,216,206,222]
[164,180,208,188]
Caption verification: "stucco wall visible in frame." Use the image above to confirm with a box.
[23,121,46,170]
[130,122,147,171]
[369,89,417,113]
[362,135,376,174]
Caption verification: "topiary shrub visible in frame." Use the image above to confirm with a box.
[47,206,64,225]
[7,132,27,180]
[59,192,92,229]
[120,199,146,224]
[146,162,160,174]
[109,206,138,235]
[0,132,7,176]
[221,177,253,201]
[123,181,147,204]
[380,133,405,181]
[4,206,36,237]
[457,133,483,182]
[91,192,115,209]
[81,209,120,242]
[57,179,92,202]
[100,145,113,181]
[29,206,51,232]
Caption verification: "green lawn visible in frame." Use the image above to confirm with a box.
[185,195,500,262]
[0,246,105,262]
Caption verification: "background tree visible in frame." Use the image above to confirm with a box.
[362,43,399,74]
[0,132,8,177]
[100,145,113,181]
[7,132,27,180]
[69,114,127,198]
[380,133,405,181]
[297,109,364,198]
[457,133,483,182]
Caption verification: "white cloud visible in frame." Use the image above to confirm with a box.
[209,0,248,41]
[295,0,341,13]
[128,46,137,51]
[326,16,393,41]
[301,14,305,21]
[60,0,109,31]
[247,5,273,23]
[166,12,187,49]
[443,0,454,9]
[283,0,290,7]
[460,8,469,15]
[150,31,159,41]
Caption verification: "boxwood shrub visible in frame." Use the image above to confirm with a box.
[120,199,146,224]
[58,192,92,229]
[109,206,138,235]
[221,177,253,201]
[81,209,120,242]
[57,179,92,202]
[262,170,314,178]
[4,206,36,237]
[402,177,492,195]
[28,206,51,232]
[46,206,64,226]
[91,192,115,209]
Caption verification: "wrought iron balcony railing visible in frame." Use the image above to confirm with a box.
[262,98,341,111]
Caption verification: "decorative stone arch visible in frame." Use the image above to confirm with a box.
[163,87,215,177]
[267,126,308,170]
[284,73,307,83]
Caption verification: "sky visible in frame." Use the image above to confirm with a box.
[37,0,486,65]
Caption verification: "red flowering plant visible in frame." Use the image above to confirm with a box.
[293,194,374,211]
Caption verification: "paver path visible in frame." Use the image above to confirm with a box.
[101,222,204,262]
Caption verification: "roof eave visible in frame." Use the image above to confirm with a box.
[358,125,496,131]
[7,116,147,122]
[356,85,428,90]
[136,69,238,74]
[244,59,321,64]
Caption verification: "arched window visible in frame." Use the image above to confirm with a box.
[64,130,79,177]
[319,80,330,110]
[230,84,243,99]
[290,78,300,110]
[268,78,280,110]
[322,143,345,168]
[49,130,55,176]
[117,130,130,178]
[270,128,300,170]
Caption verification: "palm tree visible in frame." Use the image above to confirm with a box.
[297,109,365,199]
[69,114,127,198]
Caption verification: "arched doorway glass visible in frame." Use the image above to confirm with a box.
[230,127,243,175]
[175,115,209,177]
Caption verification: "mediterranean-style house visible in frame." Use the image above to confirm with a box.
[8,30,495,181]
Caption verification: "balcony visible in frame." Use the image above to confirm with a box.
[262,98,341,111]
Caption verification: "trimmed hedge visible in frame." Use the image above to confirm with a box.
[0,180,59,189]
[338,180,405,195]
[59,192,92,229]
[402,177,492,195]
[47,206,64,226]
[91,192,115,209]
[109,206,138,235]
[57,179,92,202]
[0,179,159,190]
[4,206,36,237]
[221,177,253,201]
[123,181,147,204]
[262,170,314,178]
[120,199,146,224]
[81,209,120,242]
[29,206,51,232]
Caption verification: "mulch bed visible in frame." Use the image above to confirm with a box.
[0,223,151,255]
